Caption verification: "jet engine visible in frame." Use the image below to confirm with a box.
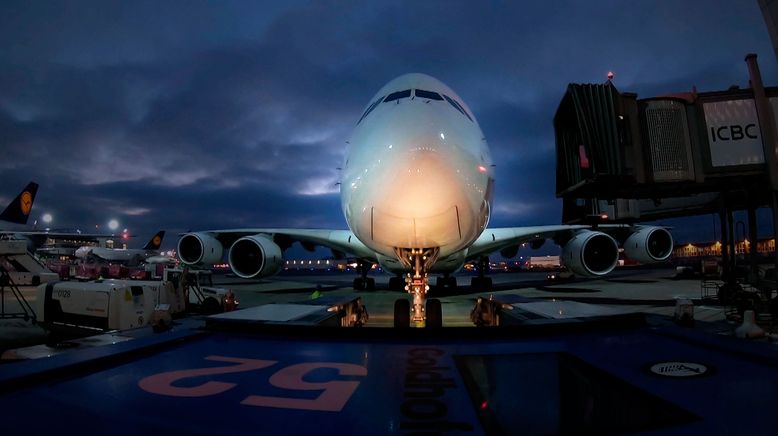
[561,230,619,277]
[623,226,673,264]
[228,235,283,279]
[178,232,223,265]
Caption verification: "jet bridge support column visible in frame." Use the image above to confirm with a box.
[728,208,736,271]
[748,197,759,284]
[719,202,730,282]
[747,54,778,294]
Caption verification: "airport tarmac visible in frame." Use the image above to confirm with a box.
[0,266,735,355]
[221,267,730,327]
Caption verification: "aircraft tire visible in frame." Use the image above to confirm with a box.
[426,299,442,328]
[483,277,493,292]
[470,277,493,293]
[389,276,405,292]
[353,278,364,291]
[365,277,375,291]
[393,299,410,328]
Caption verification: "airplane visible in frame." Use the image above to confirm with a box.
[0,181,38,225]
[176,73,673,327]
[0,182,123,252]
[75,230,166,264]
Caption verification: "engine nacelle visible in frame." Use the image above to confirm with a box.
[228,234,283,279]
[561,230,619,277]
[623,226,673,264]
[178,232,223,265]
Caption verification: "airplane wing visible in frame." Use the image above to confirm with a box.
[190,228,377,260]
[465,224,635,260]
[465,223,674,279]
[460,224,648,260]
[2,231,119,242]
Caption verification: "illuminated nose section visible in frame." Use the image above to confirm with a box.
[353,142,481,253]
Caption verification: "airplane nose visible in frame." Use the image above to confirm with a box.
[368,144,472,249]
[388,147,462,212]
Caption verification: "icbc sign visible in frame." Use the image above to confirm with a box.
[703,99,765,167]
[709,124,759,142]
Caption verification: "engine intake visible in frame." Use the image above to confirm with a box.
[561,231,619,277]
[228,235,283,279]
[178,233,223,265]
[624,227,673,264]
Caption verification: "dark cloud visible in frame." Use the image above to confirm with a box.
[0,0,775,249]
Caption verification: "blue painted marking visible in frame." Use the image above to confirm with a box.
[0,325,777,434]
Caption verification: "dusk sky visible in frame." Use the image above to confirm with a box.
[1,1,776,254]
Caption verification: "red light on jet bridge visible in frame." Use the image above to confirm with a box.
[478,165,487,173]
[600,214,609,220]
[480,401,488,410]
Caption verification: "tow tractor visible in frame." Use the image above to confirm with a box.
[393,247,442,328]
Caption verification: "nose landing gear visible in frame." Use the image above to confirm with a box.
[393,247,441,328]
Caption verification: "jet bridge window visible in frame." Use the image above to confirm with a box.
[414,89,443,101]
[443,94,473,122]
[357,96,384,124]
[384,89,411,103]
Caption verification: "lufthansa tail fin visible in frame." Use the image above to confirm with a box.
[0,182,39,225]
[143,230,165,250]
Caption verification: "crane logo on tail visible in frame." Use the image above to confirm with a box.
[20,191,32,215]
[152,236,162,246]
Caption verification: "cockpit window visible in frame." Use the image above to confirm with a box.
[414,89,444,101]
[384,89,412,103]
[443,94,473,122]
[357,96,384,124]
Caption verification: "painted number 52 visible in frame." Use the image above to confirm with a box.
[138,355,367,412]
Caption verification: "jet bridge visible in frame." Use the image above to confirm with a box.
[554,54,778,301]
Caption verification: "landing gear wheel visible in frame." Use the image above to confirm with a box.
[389,276,405,292]
[471,276,493,292]
[426,298,442,328]
[354,277,375,291]
[353,277,375,291]
[353,261,375,291]
[394,299,410,328]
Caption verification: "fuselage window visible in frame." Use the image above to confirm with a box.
[414,89,444,101]
[357,97,384,124]
[384,89,411,103]
[443,95,473,122]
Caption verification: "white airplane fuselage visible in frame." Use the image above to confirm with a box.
[341,74,493,273]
